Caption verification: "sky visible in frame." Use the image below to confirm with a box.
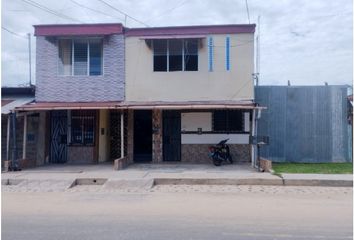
[1,0,353,87]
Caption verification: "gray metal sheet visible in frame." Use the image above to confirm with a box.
[255,85,351,163]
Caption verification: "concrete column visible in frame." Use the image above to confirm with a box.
[6,114,10,160]
[36,111,47,166]
[127,109,134,164]
[98,109,109,163]
[120,111,124,158]
[152,109,163,163]
[251,109,256,168]
[22,114,28,159]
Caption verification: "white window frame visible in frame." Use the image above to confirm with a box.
[58,37,103,76]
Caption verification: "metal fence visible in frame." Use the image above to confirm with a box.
[255,85,352,163]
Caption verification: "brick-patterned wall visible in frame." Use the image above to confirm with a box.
[67,146,94,164]
[181,144,251,163]
[36,34,125,102]
[152,109,163,163]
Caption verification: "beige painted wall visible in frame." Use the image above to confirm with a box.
[125,33,254,102]
[98,109,109,163]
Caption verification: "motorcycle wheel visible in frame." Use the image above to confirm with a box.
[212,154,222,166]
[227,155,233,164]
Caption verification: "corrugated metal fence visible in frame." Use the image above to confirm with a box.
[255,85,352,163]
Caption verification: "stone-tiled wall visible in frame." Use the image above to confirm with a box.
[36,34,125,102]
[67,146,94,164]
[181,144,251,163]
[152,109,163,163]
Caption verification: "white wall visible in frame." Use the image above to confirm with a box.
[181,112,212,131]
[125,33,254,102]
[182,134,249,144]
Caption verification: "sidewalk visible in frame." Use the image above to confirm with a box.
[1,163,352,192]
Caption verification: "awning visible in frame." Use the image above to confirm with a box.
[15,100,266,111]
[15,101,122,111]
[2,97,35,114]
[140,35,206,40]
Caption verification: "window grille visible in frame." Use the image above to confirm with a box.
[213,110,243,133]
[71,110,97,145]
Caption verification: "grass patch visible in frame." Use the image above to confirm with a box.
[272,163,353,174]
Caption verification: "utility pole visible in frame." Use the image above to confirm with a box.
[27,33,32,86]
[256,15,260,84]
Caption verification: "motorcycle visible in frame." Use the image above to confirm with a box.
[208,139,233,166]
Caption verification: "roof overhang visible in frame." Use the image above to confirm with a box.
[2,97,35,114]
[15,101,266,111]
[125,24,256,37]
[140,35,206,40]
[34,23,123,36]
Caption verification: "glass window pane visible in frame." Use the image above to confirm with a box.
[169,40,182,71]
[89,41,102,76]
[184,39,198,71]
[153,40,167,55]
[153,40,167,71]
[154,56,167,71]
[73,40,88,75]
[58,39,72,75]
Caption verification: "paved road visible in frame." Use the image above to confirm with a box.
[2,185,353,240]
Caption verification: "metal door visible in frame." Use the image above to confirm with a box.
[50,111,68,163]
[163,111,181,161]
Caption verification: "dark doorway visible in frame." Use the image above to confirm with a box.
[50,110,68,163]
[134,110,152,162]
[163,110,181,161]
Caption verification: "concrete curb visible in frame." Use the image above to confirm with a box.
[153,178,283,186]
[283,179,353,187]
[2,177,352,189]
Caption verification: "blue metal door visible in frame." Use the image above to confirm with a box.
[50,111,68,163]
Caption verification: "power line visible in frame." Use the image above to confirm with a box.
[145,0,190,23]
[96,0,149,27]
[70,0,124,21]
[2,27,27,39]
[20,0,83,23]
[245,0,250,24]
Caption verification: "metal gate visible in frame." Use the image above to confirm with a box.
[109,110,127,160]
[50,111,68,163]
[163,110,181,161]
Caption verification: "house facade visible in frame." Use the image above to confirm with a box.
[14,23,262,169]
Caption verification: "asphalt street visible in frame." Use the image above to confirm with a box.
[2,185,353,240]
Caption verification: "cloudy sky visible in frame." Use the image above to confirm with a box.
[1,0,353,87]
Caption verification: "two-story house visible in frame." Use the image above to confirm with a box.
[16,23,262,168]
